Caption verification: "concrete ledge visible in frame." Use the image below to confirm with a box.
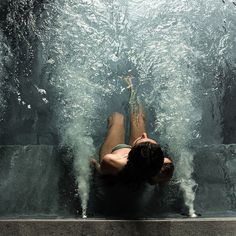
[1,218,236,236]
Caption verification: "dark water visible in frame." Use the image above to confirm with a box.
[0,0,236,218]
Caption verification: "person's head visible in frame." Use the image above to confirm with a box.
[120,133,164,183]
[132,132,157,146]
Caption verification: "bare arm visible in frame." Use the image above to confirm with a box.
[91,154,126,175]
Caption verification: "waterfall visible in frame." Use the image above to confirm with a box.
[0,30,12,122]
[0,0,236,217]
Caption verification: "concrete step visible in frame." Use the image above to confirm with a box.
[1,218,236,236]
[0,144,236,217]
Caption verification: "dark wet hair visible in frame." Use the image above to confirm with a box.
[148,158,175,185]
[119,142,164,183]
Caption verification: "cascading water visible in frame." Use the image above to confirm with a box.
[0,30,6,121]
[0,30,11,122]
[0,0,236,217]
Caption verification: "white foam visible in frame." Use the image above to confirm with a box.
[39,0,236,217]
[0,30,12,121]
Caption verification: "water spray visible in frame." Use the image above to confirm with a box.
[82,208,87,219]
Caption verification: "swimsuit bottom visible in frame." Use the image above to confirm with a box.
[111,144,132,153]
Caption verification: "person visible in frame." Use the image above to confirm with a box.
[91,108,174,185]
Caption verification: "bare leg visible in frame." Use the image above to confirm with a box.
[122,75,147,145]
[99,112,125,162]
[129,105,147,145]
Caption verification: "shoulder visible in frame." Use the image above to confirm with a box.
[100,154,126,175]
[101,153,118,164]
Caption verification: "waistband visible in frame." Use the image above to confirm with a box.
[111,144,132,152]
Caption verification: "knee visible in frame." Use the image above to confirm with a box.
[113,112,125,124]
[109,112,124,126]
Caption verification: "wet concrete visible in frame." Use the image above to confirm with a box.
[0,218,236,236]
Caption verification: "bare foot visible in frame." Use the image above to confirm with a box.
[123,75,133,90]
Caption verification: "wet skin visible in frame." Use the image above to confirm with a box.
[92,112,172,182]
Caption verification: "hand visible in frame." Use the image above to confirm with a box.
[90,158,102,174]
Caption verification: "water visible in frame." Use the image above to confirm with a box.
[0,0,236,218]
[0,29,12,122]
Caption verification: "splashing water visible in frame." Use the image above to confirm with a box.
[0,30,12,122]
[125,0,235,216]
[39,0,124,217]
[65,119,95,218]
[49,70,98,216]
[0,0,235,218]
[36,0,236,217]
[0,31,6,121]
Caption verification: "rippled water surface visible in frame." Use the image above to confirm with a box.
[0,0,236,218]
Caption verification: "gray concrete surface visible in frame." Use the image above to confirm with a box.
[1,218,236,236]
